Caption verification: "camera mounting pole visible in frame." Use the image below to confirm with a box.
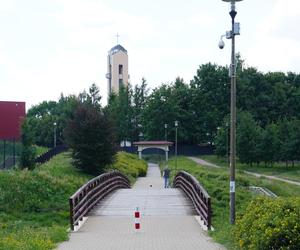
[220,0,244,225]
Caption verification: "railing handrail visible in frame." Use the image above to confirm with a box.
[174,171,212,230]
[69,171,130,230]
[35,145,68,164]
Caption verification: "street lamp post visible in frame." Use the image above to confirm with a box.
[53,122,57,148]
[164,123,168,141]
[138,124,143,141]
[174,121,178,171]
[219,0,243,225]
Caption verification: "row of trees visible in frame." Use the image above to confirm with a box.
[105,58,300,147]
[22,84,117,174]
[215,112,300,166]
[26,57,300,167]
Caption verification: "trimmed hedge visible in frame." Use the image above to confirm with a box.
[234,197,300,250]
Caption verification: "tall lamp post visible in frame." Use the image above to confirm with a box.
[53,122,57,148]
[164,123,168,141]
[174,121,178,171]
[219,0,243,225]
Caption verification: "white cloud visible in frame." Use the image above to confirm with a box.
[0,0,16,13]
[245,0,300,72]
[55,0,155,47]
[1,0,300,109]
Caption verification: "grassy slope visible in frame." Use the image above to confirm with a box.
[201,155,300,182]
[35,145,49,156]
[0,152,91,250]
[164,156,300,249]
[0,151,147,250]
[107,151,147,184]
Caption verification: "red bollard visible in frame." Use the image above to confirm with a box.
[135,207,140,230]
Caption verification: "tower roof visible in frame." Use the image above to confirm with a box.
[109,44,127,55]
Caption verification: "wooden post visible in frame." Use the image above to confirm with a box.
[207,197,212,230]
[69,198,74,231]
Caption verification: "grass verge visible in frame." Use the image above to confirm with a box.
[201,155,300,183]
[34,145,49,156]
[0,151,146,250]
[164,156,300,249]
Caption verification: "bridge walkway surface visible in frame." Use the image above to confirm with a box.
[57,163,225,250]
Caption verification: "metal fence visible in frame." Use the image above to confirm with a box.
[0,139,21,169]
[35,145,68,164]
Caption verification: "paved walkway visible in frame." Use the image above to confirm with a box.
[189,157,300,186]
[56,163,225,250]
[188,157,221,169]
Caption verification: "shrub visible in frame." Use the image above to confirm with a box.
[107,152,147,183]
[234,197,300,250]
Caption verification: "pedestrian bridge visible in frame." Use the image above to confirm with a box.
[57,164,224,250]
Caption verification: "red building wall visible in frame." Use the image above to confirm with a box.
[0,101,26,140]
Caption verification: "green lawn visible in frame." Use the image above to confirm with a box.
[35,145,49,156]
[0,151,147,250]
[164,156,300,249]
[201,155,300,183]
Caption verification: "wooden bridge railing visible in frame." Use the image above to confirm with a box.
[174,171,212,230]
[69,171,130,230]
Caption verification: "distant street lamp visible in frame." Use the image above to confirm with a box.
[138,124,143,141]
[53,122,57,148]
[219,0,244,225]
[164,123,168,141]
[174,121,178,171]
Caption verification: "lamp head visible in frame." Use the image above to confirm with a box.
[175,121,178,127]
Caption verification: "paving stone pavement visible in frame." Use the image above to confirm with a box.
[56,163,226,250]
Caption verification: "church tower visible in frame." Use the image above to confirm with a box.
[106,44,129,95]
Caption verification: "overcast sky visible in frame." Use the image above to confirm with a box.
[1,0,300,109]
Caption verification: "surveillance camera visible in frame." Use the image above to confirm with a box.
[218,39,225,49]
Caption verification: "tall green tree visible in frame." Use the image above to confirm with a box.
[259,123,280,166]
[190,63,229,143]
[215,125,229,157]
[20,119,36,170]
[106,84,133,143]
[141,83,180,141]
[237,112,261,165]
[65,101,116,175]
[131,78,149,141]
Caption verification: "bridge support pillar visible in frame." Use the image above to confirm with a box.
[138,150,142,159]
[165,150,168,162]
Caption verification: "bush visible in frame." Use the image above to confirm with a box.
[107,152,147,183]
[234,197,300,250]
